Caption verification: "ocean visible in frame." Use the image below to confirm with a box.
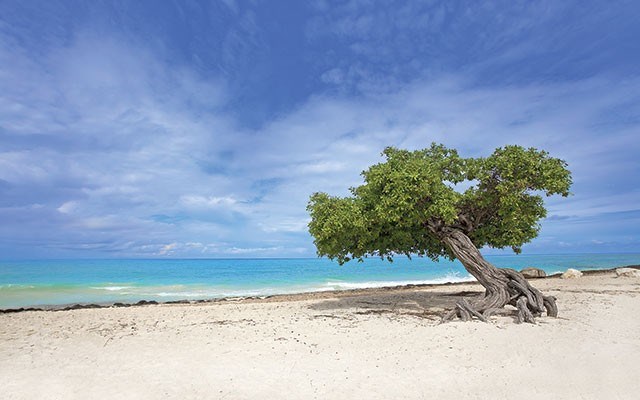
[1,253,638,309]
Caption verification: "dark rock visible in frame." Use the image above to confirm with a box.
[0,307,43,313]
[135,300,158,305]
[62,303,102,311]
[520,267,547,279]
[165,300,190,304]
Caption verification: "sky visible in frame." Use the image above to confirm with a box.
[0,0,639,259]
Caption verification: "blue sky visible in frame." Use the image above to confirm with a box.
[0,0,639,258]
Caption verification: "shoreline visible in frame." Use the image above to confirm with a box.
[2,267,639,399]
[2,265,637,314]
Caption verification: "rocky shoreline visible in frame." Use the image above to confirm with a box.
[2,265,638,314]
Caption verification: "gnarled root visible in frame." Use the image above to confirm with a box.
[441,268,557,324]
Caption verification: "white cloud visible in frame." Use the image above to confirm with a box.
[1,21,639,257]
[258,218,310,233]
[180,195,239,208]
[57,201,78,214]
[158,243,178,255]
[298,161,346,174]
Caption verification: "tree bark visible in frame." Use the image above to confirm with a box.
[437,228,557,323]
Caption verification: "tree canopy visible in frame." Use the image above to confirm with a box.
[307,144,572,265]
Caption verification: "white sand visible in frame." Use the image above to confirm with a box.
[1,272,639,399]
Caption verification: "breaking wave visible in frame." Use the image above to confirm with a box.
[321,274,474,290]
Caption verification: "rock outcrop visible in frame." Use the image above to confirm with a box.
[615,267,640,278]
[561,268,583,279]
[520,267,547,279]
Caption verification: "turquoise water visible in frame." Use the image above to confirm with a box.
[1,254,638,309]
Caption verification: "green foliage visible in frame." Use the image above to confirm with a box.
[307,143,572,264]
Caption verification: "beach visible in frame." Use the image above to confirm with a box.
[1,270,639,399]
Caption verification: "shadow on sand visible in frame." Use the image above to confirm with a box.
[307,287,484,319]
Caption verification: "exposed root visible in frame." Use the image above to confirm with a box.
[482,307,512,319]
[436,229,559,324]
[515,296,535,324]
[459,298,488,322]
[442,308,458,323]
[441,268,558,324]
[442,298,489,323]
[543,295,558,317]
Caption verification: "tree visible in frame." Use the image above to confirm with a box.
[307,144,572,323]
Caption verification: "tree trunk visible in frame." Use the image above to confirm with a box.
[439,229,557,323]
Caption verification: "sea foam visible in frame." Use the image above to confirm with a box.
[323,275,474,290]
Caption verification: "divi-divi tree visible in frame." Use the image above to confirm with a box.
[307,144,572,323]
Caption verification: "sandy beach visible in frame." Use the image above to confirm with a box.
[1,270,639,400]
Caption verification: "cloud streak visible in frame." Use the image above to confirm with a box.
[0,1,638,258]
